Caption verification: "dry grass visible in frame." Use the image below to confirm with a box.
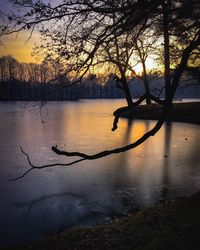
[6,192,200,250]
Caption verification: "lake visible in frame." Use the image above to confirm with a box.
[0,99,200,246]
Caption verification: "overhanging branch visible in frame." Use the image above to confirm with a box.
[51,118,164,159]
[9,117,165,181]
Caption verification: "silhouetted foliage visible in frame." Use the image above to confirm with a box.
[0,0,199,178]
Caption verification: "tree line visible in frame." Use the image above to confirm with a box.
[0,54,198,101]
[0,55,144,101]
[0,0,200,177]
[0,54,168,101]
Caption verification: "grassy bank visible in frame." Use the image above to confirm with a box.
[6,191,200,250]
[114,102,200,124]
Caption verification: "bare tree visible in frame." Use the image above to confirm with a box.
[157,0,200,108]
[0,0,199,179]
[126,28,160,104]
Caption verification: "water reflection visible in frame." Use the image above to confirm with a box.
[161,122,172,200]
[0,101,200,246]
[11,191,86,213]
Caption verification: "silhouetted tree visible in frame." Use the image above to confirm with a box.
[0,0,199,178]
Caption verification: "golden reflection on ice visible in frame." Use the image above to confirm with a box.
[1,101,200,245]
[42,100,200,204]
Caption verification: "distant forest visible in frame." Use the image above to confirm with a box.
[0,55,199,101]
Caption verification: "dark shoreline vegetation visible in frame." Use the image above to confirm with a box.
[5,191,200,250]
[1,78,200,101]
[114,102,200,125]
[3,101,200,250]
[0,56,200,102]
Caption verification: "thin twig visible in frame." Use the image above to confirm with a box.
[8,147,84,181]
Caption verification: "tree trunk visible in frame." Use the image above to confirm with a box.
[169,31,200,102]
[121,77,133,107]
[141,60,151,104]
[162,1,172,110]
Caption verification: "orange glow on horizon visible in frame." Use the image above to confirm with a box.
[0,31,160,76]
[0,31,42,63]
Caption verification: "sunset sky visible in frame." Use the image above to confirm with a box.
[0,0,158,70]
[0,0,39,63]
[0,32,41,63]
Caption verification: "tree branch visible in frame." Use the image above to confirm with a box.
[8,146,84,181]
[8,116,165,181]
[51,118,164,159]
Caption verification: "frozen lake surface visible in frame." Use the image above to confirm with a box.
[0,100,200,246]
